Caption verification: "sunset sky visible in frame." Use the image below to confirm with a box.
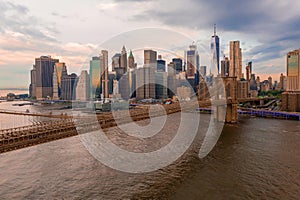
[1,0,299,88]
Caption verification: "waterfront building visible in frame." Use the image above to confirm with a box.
[237,80,249,99]
[282,49,300,112]
[34,56,59,99]
[61,73,78,100]
[76,70,90,101]
[211,24,220,75]
[286,49,300,91]
[229,41,242,79]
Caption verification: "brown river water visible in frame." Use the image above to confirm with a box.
[0,101,299,199]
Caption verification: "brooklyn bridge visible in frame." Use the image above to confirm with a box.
[0,92,285,154]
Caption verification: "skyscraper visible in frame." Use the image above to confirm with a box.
[144,49,157,65]
[112,53,121,72]
[157,55,166,72]
[248,61,253,74]
[221,57,230,77]
[155,71,168,99]
[250,74,257,91]
[29,65,36,98]
[61,73,78,100]
[237,80,249,99]
[282,49,300,112]
[211,24,220,75]
[246,65,250,81]
[128,69,136,98]
[167,63,176,98]
[279,73,286,91]
[101,50,109,99]
[54,62,67,97]
[34,56,59,99]
[128,50,135,69]
[120,46,127,71]
[172,58,183,73]
[76,70,90,101]
[268,76,273,90]
[186,44,199,79]
[119,74,130,100]
[136,50,156,100]
[89,56,101,99]
[286,49,300,91]
[112,53,126,80]
[108,72,116,95]
[256,76,261,91]
[186,44,200,93]
[52,66,59,100]
[229,41,242,79]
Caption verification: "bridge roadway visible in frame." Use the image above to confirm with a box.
[0,98,275,154]
[0,102,197,154]
[0,97,274,119]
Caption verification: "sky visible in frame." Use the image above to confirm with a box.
[1,0,300,88]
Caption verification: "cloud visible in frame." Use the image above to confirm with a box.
[0,1,59,42]
[129,0,300,77]
[51,11,67,18]
[0,0,298,87]
[0,1,101,87]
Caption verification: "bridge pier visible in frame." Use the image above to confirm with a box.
[213,76,238,124]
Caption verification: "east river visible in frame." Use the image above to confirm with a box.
[0,101,299,199]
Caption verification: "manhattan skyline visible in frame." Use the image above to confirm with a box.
[1,0,300,88]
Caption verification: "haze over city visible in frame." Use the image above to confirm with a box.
[1,0,300,88]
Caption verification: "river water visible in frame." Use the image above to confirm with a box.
[0,102,299,199]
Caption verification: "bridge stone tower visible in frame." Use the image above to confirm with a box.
[213,76,238,123]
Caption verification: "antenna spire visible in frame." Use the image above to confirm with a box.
[214,24,216,36]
